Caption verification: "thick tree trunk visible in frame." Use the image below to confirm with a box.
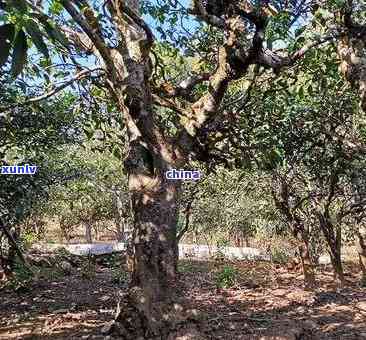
[131,175,179,314]
[95,2,191,336]
[107,45,185,338]
[114,171,181,338]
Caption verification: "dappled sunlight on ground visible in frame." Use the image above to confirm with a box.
[0,259,365,339]
[0,267,118,339]
[179,260,366,339]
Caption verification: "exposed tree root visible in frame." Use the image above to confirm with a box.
[105,289,204,340]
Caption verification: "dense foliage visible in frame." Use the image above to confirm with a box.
[1,0,366,337]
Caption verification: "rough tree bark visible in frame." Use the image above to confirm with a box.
[318,214,345,285]
[337,3,366,112]
[115,176,181,338]
[104,7,184,336]
[0,220,30,277]
[271,175,316,289]
[45,0,348,336]
[356,225,366,286]
[59,0,189,336]
[298,232,316,289]
[82,220,92,244]
[114,190,127,242]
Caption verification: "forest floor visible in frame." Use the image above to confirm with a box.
[0,254,365,340]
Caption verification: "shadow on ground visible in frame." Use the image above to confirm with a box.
[0,259,365,339]
[179,260,366,340]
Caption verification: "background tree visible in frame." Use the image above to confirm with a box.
[43,144,129,243]
[2,0,366,337]
[0,76,78,277]
[244,44,366,285]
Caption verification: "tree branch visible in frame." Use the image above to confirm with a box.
[60,0,113,68]
[0,218,30,268]
[258,34,338,70]
[177,181,201,242]
[188,0,225,28]
[158,73,211,99]
[0,68,104,111]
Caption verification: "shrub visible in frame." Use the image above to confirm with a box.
[21,231,39,249]
[80,254,96,279]
[111,267,129,285]
[178,260,195,273]
[215,238,229,261]
[270,246,290,264]
[6,259,35,291]
[361,275,366,288]
[215,265,237,288]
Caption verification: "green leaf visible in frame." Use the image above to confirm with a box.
[294,26,306,38]
[8,0,27,12]
[39,17,69,48]
[10,29,28,78]
[297,85,304,99]
[331,0,346,8]
[307,83,313,97]
[0,23,15,67]
[49,0,63,15]
[25,19,49,58]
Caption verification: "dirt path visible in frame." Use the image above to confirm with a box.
[179,261,366,339]
[1,259,365,339]
[0,267,119,339]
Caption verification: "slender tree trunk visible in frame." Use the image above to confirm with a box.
[115,191,126,242]
[93,223,99,241]
[194,230,198,244]
[244,236,250,248]
[0,222,31,277]
[234,234,241,247]
[83,220,92,244]
[298,233,316,289]
[356,226,366,286]
[327,227,344,286]
[115,222,125,242]
[329,248,344,285]
[318,215,345,286]
[59,217,71,243]
[271,176,316,288]
[290,225,316,289]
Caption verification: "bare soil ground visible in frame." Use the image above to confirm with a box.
[0,257,365,339]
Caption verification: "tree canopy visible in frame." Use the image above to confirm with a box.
[1,0,366,338]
